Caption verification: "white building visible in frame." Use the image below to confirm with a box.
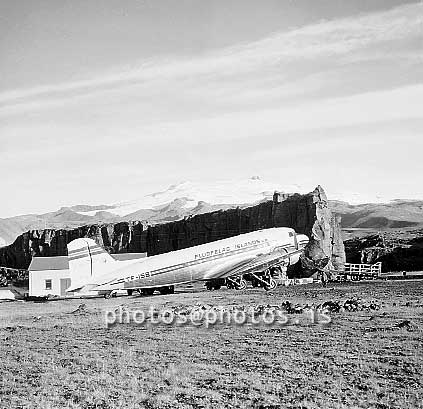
[28,256,70,297]
[28,253,146,297]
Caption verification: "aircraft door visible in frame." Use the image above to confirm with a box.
[60,278,72,296]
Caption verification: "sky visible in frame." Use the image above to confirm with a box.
[0,0,422,217]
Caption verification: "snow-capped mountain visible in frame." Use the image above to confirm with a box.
[77,177,307,217]
[0,177,308,246]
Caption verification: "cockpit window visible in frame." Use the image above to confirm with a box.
[289,232,294,237]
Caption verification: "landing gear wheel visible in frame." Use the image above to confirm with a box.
[235,279,247,291]
[264,278,277,291]
[104,292,112,299]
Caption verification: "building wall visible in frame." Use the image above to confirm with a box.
[29,269,71,297]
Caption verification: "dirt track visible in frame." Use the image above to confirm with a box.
[1,281,422,408]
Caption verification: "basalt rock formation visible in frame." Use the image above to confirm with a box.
[0,186,345,276]
[344,229,423,272]
[0,222,145,270]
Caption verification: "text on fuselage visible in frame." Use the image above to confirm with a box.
[194,238,268,260]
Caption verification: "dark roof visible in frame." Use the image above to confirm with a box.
[29,256,69,271]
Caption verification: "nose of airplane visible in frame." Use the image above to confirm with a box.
[297,234,309,248]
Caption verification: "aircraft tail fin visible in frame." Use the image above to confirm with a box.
[67,238,116,292]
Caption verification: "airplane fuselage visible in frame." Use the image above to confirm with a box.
[93,227,308,292]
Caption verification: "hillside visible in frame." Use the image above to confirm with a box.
[329,200,423,229]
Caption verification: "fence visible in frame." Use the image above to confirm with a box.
[332,262,382,281]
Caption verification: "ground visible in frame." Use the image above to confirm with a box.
[0,281,422,409]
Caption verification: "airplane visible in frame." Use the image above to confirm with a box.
[66,227,309,297]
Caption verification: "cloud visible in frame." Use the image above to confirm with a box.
[0,2,421,112]
[1,2,423,216]
[3,83,422,164]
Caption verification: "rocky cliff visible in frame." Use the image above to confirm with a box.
[0,186,345,276]
[344,229,423,272]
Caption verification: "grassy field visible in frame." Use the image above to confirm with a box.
[1,281,422,409]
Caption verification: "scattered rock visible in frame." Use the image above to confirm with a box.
[321,301,342,313]
[70,303,88,315]
[164,298,382,319]
[317,298,380,313]
[395,320,419,331]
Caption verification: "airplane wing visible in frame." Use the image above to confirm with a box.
[205,247,300,280]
